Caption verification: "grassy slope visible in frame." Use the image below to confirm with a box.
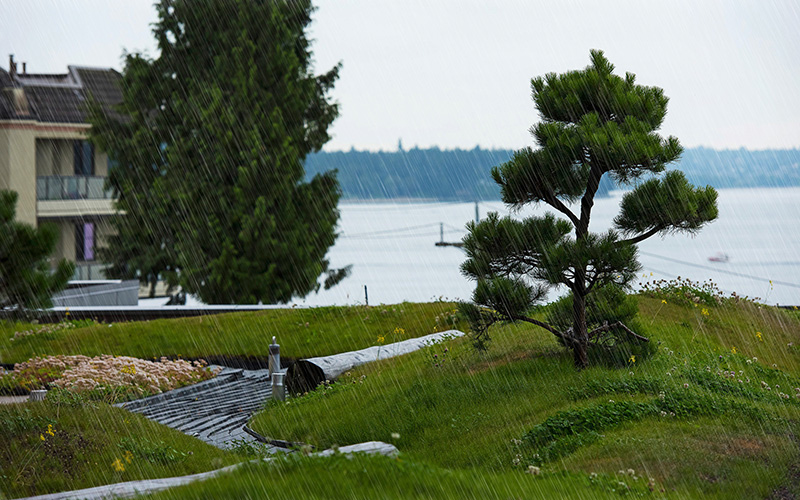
[0,302,461,365]
[247,297,800,499]
[2,298,799,498]
[144,454,647,500]
[0,400,242,498]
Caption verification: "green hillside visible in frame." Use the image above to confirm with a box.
[247,296,800,498]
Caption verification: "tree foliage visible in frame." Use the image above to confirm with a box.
[0,191,74,311]
[459,51,718,367]
[90,0,349,303]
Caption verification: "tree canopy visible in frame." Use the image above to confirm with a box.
[90,0,348,304]
[459,50,718,367]
[0,190,73,311]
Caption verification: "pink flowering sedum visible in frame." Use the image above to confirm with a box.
[7,355,220,395]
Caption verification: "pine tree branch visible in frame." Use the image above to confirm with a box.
[616,225,664,246]
[589,321,649,342]
[585,274,598,293]
[578,161,605,237]
[509,314,573,343]
[543,191,579,228]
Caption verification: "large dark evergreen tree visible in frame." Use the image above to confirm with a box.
[459,51,718,368]
[0,191,74,311]
[90,0,348,303]
[89,55,178,298]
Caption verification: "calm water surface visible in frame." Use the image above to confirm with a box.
[293,187,800,307]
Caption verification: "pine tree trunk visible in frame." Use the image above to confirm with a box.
[571,286,590,369]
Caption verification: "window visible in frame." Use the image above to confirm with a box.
[73,140,94,176]
[75,222,95,261]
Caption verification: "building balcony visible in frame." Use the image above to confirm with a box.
[37,175,113,201]
[36,176,116,219]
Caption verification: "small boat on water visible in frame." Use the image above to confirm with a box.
[708,252,730,263]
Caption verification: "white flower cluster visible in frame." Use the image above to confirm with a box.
[10,355,219,395]
[10,322,76,340]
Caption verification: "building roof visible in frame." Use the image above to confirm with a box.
[0,63,122,124]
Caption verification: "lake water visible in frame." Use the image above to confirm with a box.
[293,187,800,307]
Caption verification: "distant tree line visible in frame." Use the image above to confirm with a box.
[305,146,800,201]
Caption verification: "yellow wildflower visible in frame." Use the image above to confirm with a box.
[629,355,636,364]
[112,458,125,472]
[124,450,134,464]
[393,327,405,336]
[731,346,737,354]
[377,335,385,345]
[46,424,55,436]
[661,300,667,305]
[40,434,45,441]
[701,308,709,316]
[756,332,763,341]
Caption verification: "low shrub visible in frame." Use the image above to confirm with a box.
[546,285,639,334]
[639,276,756,306]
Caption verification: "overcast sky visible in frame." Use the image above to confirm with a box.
[1,0,798,151]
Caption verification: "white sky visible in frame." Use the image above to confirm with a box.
[1,0,798,151]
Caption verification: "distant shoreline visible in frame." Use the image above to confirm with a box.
[339,185,800,205]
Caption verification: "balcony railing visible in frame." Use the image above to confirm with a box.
[72,262,110,281]
[37,176,113,201]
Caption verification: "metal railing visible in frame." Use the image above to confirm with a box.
[72,262,110,281]
[36,176,113,201]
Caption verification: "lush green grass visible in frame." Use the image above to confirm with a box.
[0,397,243,498]
[3,297,799,498]
[248,297,800,498]
[142,453,661,500]
[0,302,463,365]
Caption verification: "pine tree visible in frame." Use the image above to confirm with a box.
[90,0,348,303]
[0,191,74,311]
[459,51,718,368]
